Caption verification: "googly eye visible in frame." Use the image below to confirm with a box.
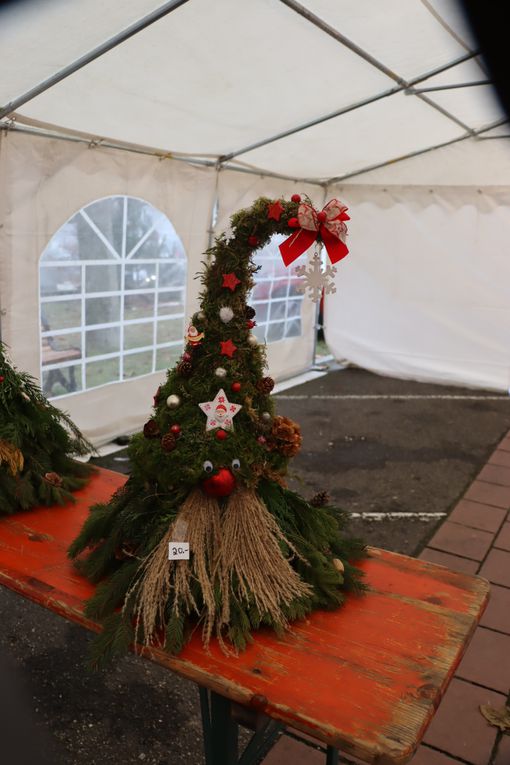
[231,458,241,471]
[203,460,214,473]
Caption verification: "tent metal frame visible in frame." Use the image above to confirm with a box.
[0,0,191,121]
[0,0,508,186]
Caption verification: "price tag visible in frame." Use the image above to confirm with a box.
[168,542,190,560]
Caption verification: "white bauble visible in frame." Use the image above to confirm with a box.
[215,367,227,379]
[219,306,234,324]
[247,334,258,346]
[166,394,181,409]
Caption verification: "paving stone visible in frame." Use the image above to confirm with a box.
[494,734,510,765]
[448,499,506,533]
[262,735,324,764]
[498,435,510,453]
[465,481,510,509]
[489,450,510,468]
[409,746,461,764]
[419,548,479,575]
[480,584,510,634]
[494,523,510,552]
[423,678,505,765]
[427,521,494,561]
[478,464,510,487]
[479,549,510,588]
[456,626,510,693]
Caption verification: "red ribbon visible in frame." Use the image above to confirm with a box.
[279,199,350,266]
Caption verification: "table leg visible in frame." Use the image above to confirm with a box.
[326,746,339,765]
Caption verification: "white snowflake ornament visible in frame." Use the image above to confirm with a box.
[294,252,337,303]
[199,389,242,432]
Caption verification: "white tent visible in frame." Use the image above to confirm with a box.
[1,0,509,444]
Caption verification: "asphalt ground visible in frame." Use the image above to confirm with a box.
[1,367,510,764]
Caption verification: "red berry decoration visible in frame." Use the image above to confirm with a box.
[317,210,327,223]
[231,382,241,393]
[246,320,255,329]
[248,235,259,247]
[170,424,181,435]
[0,375,4,383]
[182,351,192,361]
[291,194,301,203]
[288,217,299,228]
[215,429,228,441]
[202,467,236,497]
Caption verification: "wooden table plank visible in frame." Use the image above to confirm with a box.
[0,468,489,765]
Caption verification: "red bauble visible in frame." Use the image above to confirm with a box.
[248,235,259,247]
[182,351,192,361]
[291,194,301,203]
[288,217,299,228]
[231,381,241,393]
[317,210,327,223]
[170,424,181,435]
[202,468,236,497]
[246,320,256,329]
[0,375,4,383]
[215,428,228,441]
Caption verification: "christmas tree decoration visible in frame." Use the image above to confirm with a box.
[199,389,242,432]
[247,334,258,346]
[68,195,365,667]
[185,325,204,346]
[267,199,284,221]
[222,272,241,291]
[143,419,160,439]
[220,338,237,358]
[170,424,181,436]
[295,251,338,303]
[0,342,94,513]
[177,360,193,377]
[219,306,234,324]
[248,235,259,247]
[161,433,177,452]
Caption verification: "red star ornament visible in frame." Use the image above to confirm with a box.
[222,272,241,291]
[267,200,284,221]
[220,339,237,358]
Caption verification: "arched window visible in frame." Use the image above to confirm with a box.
[251,234,306,344]
[40,196,186,398]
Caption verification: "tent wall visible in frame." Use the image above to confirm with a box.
[0,132,319,445]
[324,184,510,392]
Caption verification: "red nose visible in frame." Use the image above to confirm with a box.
[202,468,236,498]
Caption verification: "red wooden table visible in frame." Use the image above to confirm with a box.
[0,468,489,765]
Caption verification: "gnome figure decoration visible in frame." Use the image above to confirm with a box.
[0,342,94,512]
[69,196,365,666]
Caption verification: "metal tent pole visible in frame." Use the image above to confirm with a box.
[0,0,191,120]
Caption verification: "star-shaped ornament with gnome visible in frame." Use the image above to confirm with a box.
[69,194,366,667]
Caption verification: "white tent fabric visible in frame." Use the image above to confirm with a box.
[1,0,510,443]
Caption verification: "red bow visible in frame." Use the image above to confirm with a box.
[279,199,350,266]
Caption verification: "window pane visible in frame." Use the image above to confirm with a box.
[251,302,268,323]
[253,324,267,342]
[40,266,81,297]
[86,327,120,357]
[267,322,285,343]
[123,351,153,379]
[124,322,153,351]
[159,262,186,288]
[156,346,182,371]
[84,197,124,255]
[269,301,286,322]
[125,263,156,290]
[86,264,121,293]
[124,293,155,320]
[42,333,82,367]
[126,198,154,254]
[85,296,120,326]
[42,365,82,397]
[42,300,81,331]
[128,198,186,260]
[287,299,302,319]
[73,214,118,260]
[157,318,184,344]
[86,357,120,388]
[252,281,270,301]
[41,222,80,262]
[158,290,185,316]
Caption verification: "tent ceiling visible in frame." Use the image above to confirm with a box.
[1,0,508,184]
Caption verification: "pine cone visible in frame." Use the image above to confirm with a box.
[44,471,63,487]
[266,415,302,457]
[161,432,177,452]
[177,360,192,377]
[143,419,160,439]
[245,305,256,320]
[310,491,330,507]
[256,376,275,395]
